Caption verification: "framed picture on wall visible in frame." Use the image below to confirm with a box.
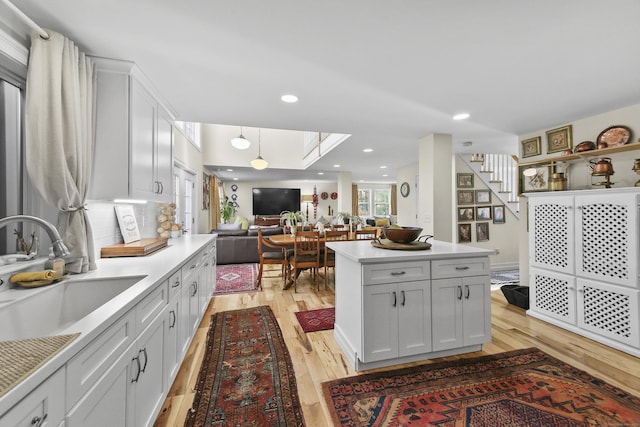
[546,125,573,154]
[457,173,474,188]
[518,162,553,194]
[458,207,475,221]
[476,206,492,220]
[457,190,475,205]
[493,205,506,224]
[476,222,490,242]
[521,136,542,158]
[458,223,472,243]
[475,189,491,204]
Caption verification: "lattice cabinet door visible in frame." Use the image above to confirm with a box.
[577,278,640,348]
[530,267,576,325]
[575,193,640,289]
[529,196,575,274]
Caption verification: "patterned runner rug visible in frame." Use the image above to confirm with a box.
[186,306,305,426]
[491,269,520,284]
[214,263,259,295]
[322,348,640,427]
[294,307,335,333]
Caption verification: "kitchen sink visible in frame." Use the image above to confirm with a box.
[0,275,145,341]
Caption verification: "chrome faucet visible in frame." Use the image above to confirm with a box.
[0,215,70,258]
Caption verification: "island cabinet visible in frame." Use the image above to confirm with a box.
[527,188,640,357]
[89,57,173,202]
[329,240,493,372]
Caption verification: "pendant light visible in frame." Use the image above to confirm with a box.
[231,126,251,150]
[250,128,269,170]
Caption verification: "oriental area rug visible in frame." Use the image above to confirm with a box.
[322,348,640,427]
[185,306,305,427]
[214,263,259,295]
[295,307,335,333]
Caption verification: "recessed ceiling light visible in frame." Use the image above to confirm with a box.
[281,94,298,103]
[233,177,239,181]
[226,168,234,172]
[363,148,373,153]
[453,113,470,120]
[380,165,387,169]
[333,164,341,168]
[382,174,388,177]
[318,172,324,175]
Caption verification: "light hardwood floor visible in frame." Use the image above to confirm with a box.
[154,266,640,426]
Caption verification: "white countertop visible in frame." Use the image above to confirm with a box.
[326,239,495,263]
[0,234,214,416]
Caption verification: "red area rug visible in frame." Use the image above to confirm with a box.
[322,348,640,427]
[214,263,259,295]
[295,307,335,333]
[186,306,305,426]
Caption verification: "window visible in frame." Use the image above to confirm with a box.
[175,121,201,149]
[357,186,391,217]
[1,79,22,253]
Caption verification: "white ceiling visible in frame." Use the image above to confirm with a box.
[11,0,640,182]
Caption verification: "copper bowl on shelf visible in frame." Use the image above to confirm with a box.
[574,140,596,153]
[381,226,423,243]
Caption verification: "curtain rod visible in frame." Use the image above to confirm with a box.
[1,0,49,39]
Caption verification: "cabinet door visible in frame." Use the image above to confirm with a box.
[188,279,201,335]
[462,277,491,346]
[362,283,398,362]
[529,196,575,274]
[130,80,156,199]
[155,108,173,199]
[530,267,576,324]
[397,280,431,357]
[575,192,639,288]
[133,315,166,427]
[66,347,135,427]
[431,278,463,351]
[179,281,193,358]
[164,297,180,386]
[577,278,640,347]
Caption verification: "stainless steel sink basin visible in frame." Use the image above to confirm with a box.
[0,275,145,341]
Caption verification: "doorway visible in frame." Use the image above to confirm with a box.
[173,162,196,235]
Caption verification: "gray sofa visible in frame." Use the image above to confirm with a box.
[212,226,284,265]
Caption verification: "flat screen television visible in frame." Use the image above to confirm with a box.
[252,188,301,216]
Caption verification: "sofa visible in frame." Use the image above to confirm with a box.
[212,226,284,265]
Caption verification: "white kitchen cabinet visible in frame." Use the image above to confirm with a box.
[527,188,640,357]
[0,368,65,427]
[431,276,491,352]
[362,279,431,362]
[90,58,173,202]
[164,296,181,386]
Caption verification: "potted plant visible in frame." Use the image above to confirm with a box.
[220,196,238,224]
[336,212,363,226]
[279,210,306,234]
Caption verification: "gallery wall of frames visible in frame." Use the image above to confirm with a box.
[455,173,505,244]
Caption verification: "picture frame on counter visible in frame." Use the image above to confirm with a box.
[546,124,573,154]
[521,136,542,158]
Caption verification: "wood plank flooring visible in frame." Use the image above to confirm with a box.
[153,266,640,426]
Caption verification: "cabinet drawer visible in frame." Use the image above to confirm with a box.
[66,310,135,409]
[431,257,489,279]
[1,367,65,427]
[182,253,202,284]
[168,270,182,300]
[363,261,430,285]
[136,280,169,334]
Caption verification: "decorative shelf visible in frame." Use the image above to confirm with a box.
[544,142,640,163]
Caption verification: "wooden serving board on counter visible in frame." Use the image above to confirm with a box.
[101,237,169,258]
[371,239,432,251]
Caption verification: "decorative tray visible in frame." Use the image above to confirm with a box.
[371,239,432,251]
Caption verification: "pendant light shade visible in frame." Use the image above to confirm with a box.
[231,126,251,150]
[251,129,269,170]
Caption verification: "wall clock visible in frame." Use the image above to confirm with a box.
[400,182,410,197]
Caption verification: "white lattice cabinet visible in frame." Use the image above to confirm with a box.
[527,188,640,356]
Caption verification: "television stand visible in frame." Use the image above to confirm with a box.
[254,215,281,226]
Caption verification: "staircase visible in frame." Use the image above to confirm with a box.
[460,153,520,219]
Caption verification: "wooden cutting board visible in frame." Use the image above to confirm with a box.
[371,239,432,251]
[101,237,169,258]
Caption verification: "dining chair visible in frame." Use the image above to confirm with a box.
[355,228,378,240]
[331,224,347,230]
[323,229,349,288]
[290,230,321,292]
[256,227,288,290]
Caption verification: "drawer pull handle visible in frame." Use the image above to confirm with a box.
[169,310,176,328]
[31,414,47,427]
[392,291,397,307]
[390,271,406,276]
[190,264,196,270]
[172,279,181,288]
[465,285,470,299]
[401,290,406,306]
[455,266,470,270]
[131,356,141,383]
[457,286,463,300]
[139,348,148,373]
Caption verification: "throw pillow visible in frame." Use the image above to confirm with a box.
[375,218,391,227]
[217,222,242,230]
[235,215,250,230]
[316,216,329,225]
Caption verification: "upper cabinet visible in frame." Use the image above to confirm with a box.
[89,58,174,202]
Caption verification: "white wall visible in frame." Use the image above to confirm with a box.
[396,163,418,226]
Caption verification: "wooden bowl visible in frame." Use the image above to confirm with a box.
[382,226,423,243]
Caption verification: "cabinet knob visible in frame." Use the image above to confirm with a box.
[172,279,181,288]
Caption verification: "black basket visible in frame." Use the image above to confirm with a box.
[500,285,529,310]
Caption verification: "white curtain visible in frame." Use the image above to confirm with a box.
[25,30,97,273]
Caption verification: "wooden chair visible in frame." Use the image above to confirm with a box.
[331,224,347,230]
[355,228,378,240]
[290,230,321,292]
[323,229,349,288]
[256,227,288,290]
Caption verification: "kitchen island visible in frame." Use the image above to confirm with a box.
[326,239,495,371]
